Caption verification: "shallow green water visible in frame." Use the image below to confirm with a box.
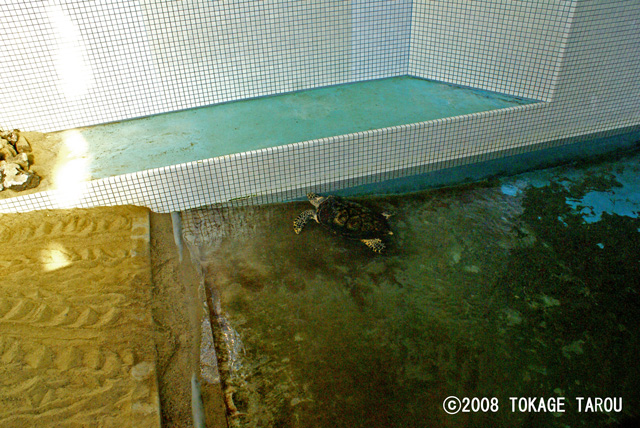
[187,149,640,428]
[61,76,534,179]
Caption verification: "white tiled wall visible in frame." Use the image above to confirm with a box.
[0,1,166,131]
[1,0,639,214]
[0,0,410,133]
[350,0,412,80]
[409,0,575,102]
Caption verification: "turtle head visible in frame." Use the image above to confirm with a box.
[307,192,326,207]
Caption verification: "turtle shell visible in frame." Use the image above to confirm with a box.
[315,196,390,240]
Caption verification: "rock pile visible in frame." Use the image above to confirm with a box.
[1,129,40,192]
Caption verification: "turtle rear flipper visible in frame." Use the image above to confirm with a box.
[294,209,316,234]
[361,238,385,253]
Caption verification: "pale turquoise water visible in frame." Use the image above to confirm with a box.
[62,76,535,179]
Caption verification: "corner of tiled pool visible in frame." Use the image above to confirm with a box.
[181,144,640,428]
[3,1,639,427]
[56,76,535,179]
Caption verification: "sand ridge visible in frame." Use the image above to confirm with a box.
[0,206,161,427]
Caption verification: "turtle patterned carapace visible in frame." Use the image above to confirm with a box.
[294,193,393,253]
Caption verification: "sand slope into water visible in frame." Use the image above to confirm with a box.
[0,206,161,427]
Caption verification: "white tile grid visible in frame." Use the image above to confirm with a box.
[349,0,412,80]
[2,0,565,132]
[138,0,414,116]
[0,0,167,132]
[408,0,574,102]
[1,0,411,132]
[0,102,547,214]
[2,0,640,214]
[544,0,640,138]
[0,2,59,131]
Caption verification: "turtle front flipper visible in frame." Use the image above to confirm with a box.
[361,238,385,253]
[294,210,316,234]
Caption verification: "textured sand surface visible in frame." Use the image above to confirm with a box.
[0,206,161,427]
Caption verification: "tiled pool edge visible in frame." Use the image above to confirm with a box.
[5,103,638,214]
[0,103,541,213]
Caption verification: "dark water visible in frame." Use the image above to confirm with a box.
[194,150,640,428]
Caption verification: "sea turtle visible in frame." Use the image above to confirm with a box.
[293,193,393,253]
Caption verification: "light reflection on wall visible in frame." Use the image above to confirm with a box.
[53,130,91,208]
[47,1,93,101]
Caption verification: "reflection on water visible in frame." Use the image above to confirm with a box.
[184,150,640,428]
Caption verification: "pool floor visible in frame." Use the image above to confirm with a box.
[181,147,640,428]
[58,76,535,179]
